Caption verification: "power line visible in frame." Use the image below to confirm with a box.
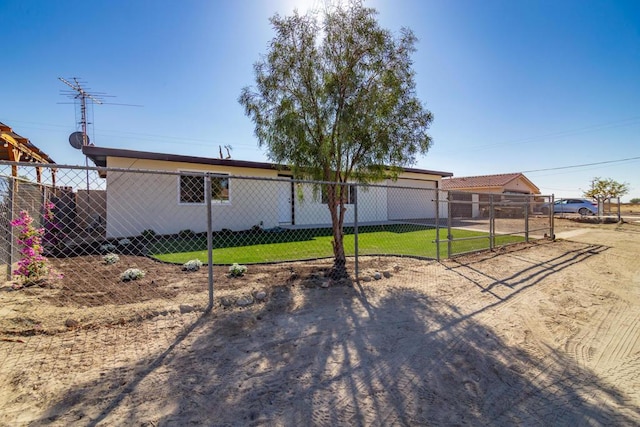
[1,118,256,148]
[523,156,640,173]
[435,115,640,154]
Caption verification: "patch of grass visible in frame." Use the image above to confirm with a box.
[150,224,525,265]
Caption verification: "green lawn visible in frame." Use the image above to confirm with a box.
[150,224,524,265]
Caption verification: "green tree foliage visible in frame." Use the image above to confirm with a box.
[583,177,630,201]
[630,198,640,204]
[239,1,433,276]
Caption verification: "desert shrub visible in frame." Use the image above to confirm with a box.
[141,229,157,240]
[229,263,247,277]
[183,259,203,271]
[178,229,196,239]
[103,253,120,265]
[100,243,116,253]
[120,268,145,282]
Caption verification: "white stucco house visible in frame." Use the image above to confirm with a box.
[83,146,453,238]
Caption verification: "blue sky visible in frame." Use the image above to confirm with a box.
[2,0,639,200]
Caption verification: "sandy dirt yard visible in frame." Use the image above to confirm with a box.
[0,219,639,426]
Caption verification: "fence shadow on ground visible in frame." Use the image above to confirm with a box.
[445,242,609,301]
[31,242,640,426]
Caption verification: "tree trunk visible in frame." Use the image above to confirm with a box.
[327,184,348,279]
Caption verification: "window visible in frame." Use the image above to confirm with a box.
[321,185,356,205]
[179,173,229,204]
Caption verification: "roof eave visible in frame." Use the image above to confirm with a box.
[83,146,453,178]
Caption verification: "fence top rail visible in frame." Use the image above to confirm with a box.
[0,160,438,191]
[0,161,554,197]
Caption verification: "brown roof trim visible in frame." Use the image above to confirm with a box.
[83,146,281,171]
[83,145,453,177]
[402,166,453,177]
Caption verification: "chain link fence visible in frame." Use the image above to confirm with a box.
[0,161,553,322]
[0,161,554,421]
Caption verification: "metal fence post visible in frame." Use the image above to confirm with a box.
[550,194,555,240]
[435,189,440,262]
[489,194,495,250]
[447,192,452,258]
[524,195,530,243]
[6,177,15,280]
[354,184,359,280]
[205,174,214,311]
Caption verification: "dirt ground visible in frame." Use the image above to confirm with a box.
[0,218,639,426]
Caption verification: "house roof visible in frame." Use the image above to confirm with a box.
[83,145,453,178]
[440,172,540,193]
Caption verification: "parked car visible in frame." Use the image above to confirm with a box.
[541,198,597,215]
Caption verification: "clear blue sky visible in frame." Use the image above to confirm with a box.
[2,0,639,200]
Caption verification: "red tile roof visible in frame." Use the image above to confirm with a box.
[441,173,539,193]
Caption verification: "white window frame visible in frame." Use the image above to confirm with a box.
[320,184,356,205]
[177,170,231,205]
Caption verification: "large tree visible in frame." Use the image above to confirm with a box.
[239,1,433,277]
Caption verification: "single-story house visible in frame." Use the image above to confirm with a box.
[440,172,540,195]
[83,146,453,238]
[440,173,541,218]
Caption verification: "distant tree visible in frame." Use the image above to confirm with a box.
[239,1,433,277]
[583,177,630,202]
[630,198,640,204]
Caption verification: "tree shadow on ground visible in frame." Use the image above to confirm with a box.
[34,242,639,426]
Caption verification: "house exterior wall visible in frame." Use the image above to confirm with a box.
[387,177,438,220]
[103,157,447,237]
[105,157,284,237]
[503,177,537,194]
[293,183,388,226]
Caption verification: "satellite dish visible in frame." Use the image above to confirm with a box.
[69,131,88,149]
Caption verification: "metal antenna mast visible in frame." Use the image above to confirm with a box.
[58,77,108,225]
[59,77,104,146]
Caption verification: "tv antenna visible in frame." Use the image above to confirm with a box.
[58,78,141,223]
[58,77,104,149]
[59,77,142,149]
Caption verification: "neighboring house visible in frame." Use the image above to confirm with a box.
[440,173,541,218]
[83,146,453,238]
[440,172,540,195]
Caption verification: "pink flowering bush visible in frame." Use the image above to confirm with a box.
[11,210,52,284]
[42,200,65,247]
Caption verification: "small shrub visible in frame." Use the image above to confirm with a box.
[182,259,203,271]
[141,229,157,240]
[100,243,116,253]
[120,268,145,282]
[103,253,120,265]
[229,263,247,277]
[178,229,196,239]
[118,238,132,246]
